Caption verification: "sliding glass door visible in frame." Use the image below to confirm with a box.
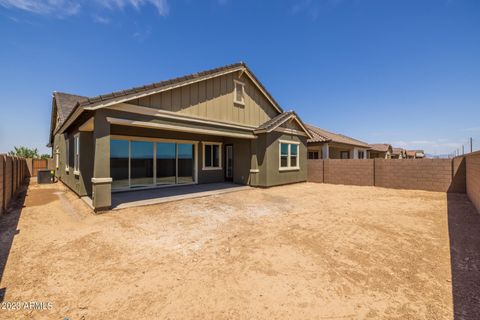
[178,143,195,184]
[110,139,196,190]
[156,142,176,185]
[111,140,129,190]
[130,141,154,188]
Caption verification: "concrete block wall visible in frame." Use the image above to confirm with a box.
[375,159,453,192]
[0,155,29,215]
[324,159,374,186]
[307,159,324,183]
[0,155,4,214]
[465,151,480,213]
[307,158,466,193]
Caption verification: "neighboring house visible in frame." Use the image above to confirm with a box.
[406,150,425,159]
[306,125,370,159]
[48,62,312,210]
[391,147,407,159]
[368,144,393,159]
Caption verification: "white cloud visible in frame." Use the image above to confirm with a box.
[99,0,169,16]
[0,0,169,17]
[0,0,81,16]
[92,14,110,24]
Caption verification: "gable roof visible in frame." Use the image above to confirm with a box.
[53,62,284,136]
[392,147,405,155]
[54,92,88,124]
[306,124,369,148]
[255,111,313,138]
[369,144,393,153]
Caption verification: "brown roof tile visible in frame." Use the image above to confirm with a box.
[306,124,369,147]
[369,144,392,152]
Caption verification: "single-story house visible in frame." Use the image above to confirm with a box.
[306,125,370,159]
[48,62,312,211]
[406,150,425,159]
[391,147,407,159]
[368,144,393,159]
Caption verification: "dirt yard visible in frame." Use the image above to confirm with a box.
[0,181,478,319]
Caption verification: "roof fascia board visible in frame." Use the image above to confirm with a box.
[106,117,257,140]
[242,69,282,114]
[56,105,83,135]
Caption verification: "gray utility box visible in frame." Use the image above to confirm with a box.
[37,170,54,184]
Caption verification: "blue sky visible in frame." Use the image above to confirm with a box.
[0,0,479,156]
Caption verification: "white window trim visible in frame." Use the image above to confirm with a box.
[279,140,300,171]
[65,137,70,172]
[202,142,222,170]
[73,133,80,175]
[55,148,59,169]
[233,79,245,105]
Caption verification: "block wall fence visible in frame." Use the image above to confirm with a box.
[0,155,30,215]
[465,151,480,213]
[308,156,479,213]
[308,158,466,192]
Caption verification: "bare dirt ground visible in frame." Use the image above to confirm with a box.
[0,181,478,319]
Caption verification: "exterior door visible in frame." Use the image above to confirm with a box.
[225,144,233,181]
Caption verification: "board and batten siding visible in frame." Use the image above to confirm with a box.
[128,73,279,127]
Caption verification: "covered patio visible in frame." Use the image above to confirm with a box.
[110,182,251,210]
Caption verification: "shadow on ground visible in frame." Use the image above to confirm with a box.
[0,180,28,302]
[447,193,480,319]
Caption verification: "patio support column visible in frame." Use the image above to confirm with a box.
[91,110,112,211]
[363,149,368,159]
[322,143,329,159]
[353,147,359,159]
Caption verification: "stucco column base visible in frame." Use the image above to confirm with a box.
[91,178,112,211]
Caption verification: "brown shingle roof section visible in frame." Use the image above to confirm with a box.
[306,124,369,147]
[369,144,392,152]
[256,112,294,131]
[76,62,283,113]
[54,92,88,123]
[392,148,405,155]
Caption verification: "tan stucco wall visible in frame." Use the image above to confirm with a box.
[257,132,307,187]
[127,72,279,127]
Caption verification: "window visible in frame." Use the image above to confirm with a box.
[279,141,300,170]
[233,80,245,105]
[74,134,80,174]
[203,142,222,170]
[340,151,349,159]
[55,148,59,169]
[308,151,319,159]
[65,137,70,171]
[358,151,365,159]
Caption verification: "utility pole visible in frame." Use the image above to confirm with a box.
[471,137,473,153]
[462,145,465,155]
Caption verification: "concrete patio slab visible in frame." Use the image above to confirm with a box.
[111,182,251,210]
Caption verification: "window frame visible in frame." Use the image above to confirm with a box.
[308,151,319,160]
[279,140,300,171]
[65,136,70,172]
[73,133,80,175]
[233,80,245,105]
[340,151,350,159]
[55,148,59,169]
[202,142,222,170]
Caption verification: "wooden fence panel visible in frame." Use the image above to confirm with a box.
[0,155,29,214]
[32,159,48,177]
